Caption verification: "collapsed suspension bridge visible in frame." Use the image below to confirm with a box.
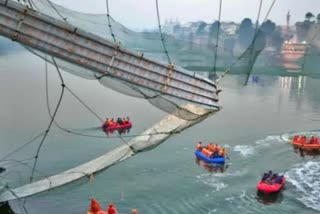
[0,0,221,202]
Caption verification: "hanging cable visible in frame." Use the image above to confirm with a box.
[46,0,68,23]
[222,0,277,82]
[26,0,39,10]
[211,0,223,80]
[106,0,117,43]
[29,56,65,183]
[155,0,172,64]
[42,53,180,139]
[0,131,46,162]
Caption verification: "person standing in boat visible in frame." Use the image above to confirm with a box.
[107,203,118,214]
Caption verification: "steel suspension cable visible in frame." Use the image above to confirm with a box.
[46,0,68,23]
[106,0,117,43]
[29,56,65,183]
[155,0,172,64]
[211,0,223,80]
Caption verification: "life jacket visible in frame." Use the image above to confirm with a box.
[314,138,319,144]
[202,148,211,157]
[219,149,226,156]
[107,205,117,214]
[122,118,127,124]
[293,135,298,142]
[309,137,315,144]
[213,145,219,152]
[87,199,107,214]
[299,136,306,144]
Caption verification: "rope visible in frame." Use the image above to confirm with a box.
[211,0,223,79]
[29,56,65,183]
[46,0,68,23]
[221,0,277,82]
[155,0,172,64]
[106,0,117,43]
[5,185,29,214]
[0,131,46,162]
[27,0,39,10]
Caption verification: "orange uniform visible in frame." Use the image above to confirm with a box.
[219,149,227,157]
[87,199,107,214]
[207,143,214,151]
[107,204,118,214]
[213,144,220,152]
[202,148,211,157]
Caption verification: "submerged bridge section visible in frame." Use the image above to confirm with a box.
[0,105,216,202]
[0,0,219,110]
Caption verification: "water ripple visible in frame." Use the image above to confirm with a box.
[285,161,320,211]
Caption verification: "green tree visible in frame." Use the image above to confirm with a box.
[223,37,236,55]
[207,21,220,47]
[237,18,255,48]
[196,22,207,36]
[188,32,194,50]
[305,12,315,21]
[270,30,284,51]
[260,19,276,35]
[173,24,181,34]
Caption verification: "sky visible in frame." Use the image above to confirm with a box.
[51,0,319,30]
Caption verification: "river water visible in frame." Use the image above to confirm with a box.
[0,50,320,214]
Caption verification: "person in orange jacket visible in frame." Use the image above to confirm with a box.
[196,142,203,151]
[219,148,227,158]
[87,198,107,214]
[207,143,214,152]
[107,203,118,214]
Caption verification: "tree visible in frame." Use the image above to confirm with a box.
[207,21,220,47]
[173,24,181,34]
[317,13,320,23]
[188,32,194,50]
[270,29,284,51]
[196,22,207,36]
[305,12,315,22]
[260,19,276,35]
[223,37,236,55]
[237,18,255,48]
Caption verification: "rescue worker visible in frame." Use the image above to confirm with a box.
[87,198,107,214]
[102,118,109,129]
[201,147,211,157]
[219,148,227,157]
[261,173,269,182]
[110,118,116,126]
[117,117,123,125]
[213,144,220,156]
[207,143,214,152]
[107,203,118,214]
[196,142,203,151]
[132,209,138,214]
[122,117,127,124]
[293,135,299,143]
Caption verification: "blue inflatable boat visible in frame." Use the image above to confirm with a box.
[194,150,226,164]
